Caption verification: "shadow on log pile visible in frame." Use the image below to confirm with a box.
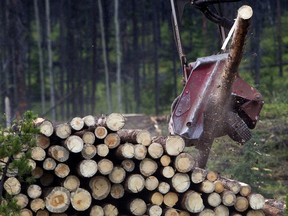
[1,113,285,215]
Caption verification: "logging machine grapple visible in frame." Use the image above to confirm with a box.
[168,0,264,168]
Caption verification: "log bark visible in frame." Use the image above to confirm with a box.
[45,187,70,213]
[262,199,285,216]
[89,176,111,200]
[117,129,152,146]
[70,188,92,211]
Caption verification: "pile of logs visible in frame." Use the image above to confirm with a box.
[1,113,276,215]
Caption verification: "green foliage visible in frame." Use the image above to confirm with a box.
[0,197,20,216]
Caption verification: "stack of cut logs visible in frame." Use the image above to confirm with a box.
[2,113,268,216]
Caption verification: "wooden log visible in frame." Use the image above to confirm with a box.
[81,144,97,159]
[31,166,44,179]
[191,167,207,183]
[179,210,190,216]
[110,183,124,199]
[214,180,225,194]
[31,146,46,161]
[30,198,45,212]
[163,208,179,216]
[145,175,159,191]
[108,166,126,183]
[116,143,135,159]
[171,173,190,193]
[164,135,185,156]
[150,191,164,205]
[121,159,135,172]
[246,210,265,216]
[27,184,42,199]
[63,175,80,192]
[147,204,162,216]
[199,180,215,194]
[219,177,241,194]
[263,199,285,216]
[148,142,164,159]
[221,190,237,207]
[55,163,70,178]
[134,144,147,160]
[82,131,96,145]
[158,182,171,195]
[14,193,29,209]
[70,188,92,211]
[27,159,37,171]
[248,193,265,210]
[36,134,50,149]
[45,187,70,213]
[174,152,196,173]
[239,182,252,197]
[37,119,54,137]
[181,190,205,213]
[206,170,218,182]
[98,158,114,175]
[43,157,57,170]
[117,129,151,146]
[207,192,222,207]
[89,176,111,200]
[96,143,109,157]
[214,205,229,216]
[78,159,97,178]
[163,192,179,207]
[90,205,104,216]
[20,208,33,216]
[161,166,175,179]
[83,115,96,127]
[160,155,171,167]
[55,123,71,139]
[129,198,147,216]
[36,209,50,216]
[103,203,119,216]
[125,174,145,193]
[40,173,54,187]
[4,177,21,195]
[48,145,70,162]
[70,117,84,131]
[104,133,121,149]
[234,196,249,212]
[197,209,215,216]
[95,126,108,139]
[64,135,84,153]
[139,158,158,177]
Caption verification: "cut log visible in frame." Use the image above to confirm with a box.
[160,155,171,167]
[40,173,54,187]
[174,152,196,173]
[191,167,207,184]
[221,190,236,207]
[38,120,54,137]
[36,134,50,149]
[64,135,84,153]
[214,204,229,216]
[125,174,145,193]
[90,205,104,216]
[96,144,109,157]
[70,188,92,211]
[139,158,158,177]
[197,209,215,216]
[121,159,135,172]
[55,123,71,139]
[171,173,190,193]
[207,192,222,207]
[199,180,215,194]
[163,191,179,207]
[150,191,164,205]
[181,190,205,213]
[27,159,37,171]
[214,180,224,194]
[43,157,57,170]
[161,166,175,179]
[83,115,96,127]
[31,166,44,179]
[248,193,265,210]
[163,208,179,216]
[31,146,46,161]
[103,203,119,216]
[98,158,114,175]
[164,135,185,156]
[239,182,252,197]
[78,159,97,178]
[30,198,45,212]
[179,210,190,216]
[246,210,265,216]
[134,144,147,160]
[97,113,125,131]
[219,177,241,194]
[63,175,80,192]
[45,187,70,213]
[109,166,126,183]
[36,210,50,216]
[81,144,97,159]
[70,117,84,131]
[206,170,218,182]
[95,126,108,139]
[104,133,121,149]
[116,143,135,159]
[55,163,70,178]
[234,196,249,212]
[129,198,147,216]
[147,204,162,216]
[82,131,96,145]
[158,181,171,195]
[4,177,21,195]
[14,193,29,209]
[20,208,33,216]
[148,142,164,159]
[145,175,159,191]
[48,145,69,162]
[110,183,124,199]
[263,199,285,216]
[89,176,111,200]
[117,129,151,146]
[27,184,42,199]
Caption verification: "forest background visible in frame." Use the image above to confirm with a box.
[0,0,287,202]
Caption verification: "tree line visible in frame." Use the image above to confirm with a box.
[0,0,287,123]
